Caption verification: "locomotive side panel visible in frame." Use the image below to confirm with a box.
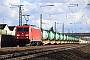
[30,27,42,42]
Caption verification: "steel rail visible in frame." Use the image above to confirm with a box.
[0,44,87,60]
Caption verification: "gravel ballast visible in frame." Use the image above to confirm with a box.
[30,44,90,60]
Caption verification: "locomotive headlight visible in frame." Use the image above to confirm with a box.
[26,34,29,36]
[17,34,20,36]
[26,37,28,39]
[17,37,18,39]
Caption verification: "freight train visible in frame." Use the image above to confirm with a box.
[15,24,79,46]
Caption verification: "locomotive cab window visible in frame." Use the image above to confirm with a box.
[17,28,29,32]
[24,28,29,32]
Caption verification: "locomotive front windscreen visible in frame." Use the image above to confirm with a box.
[17,28,29,32]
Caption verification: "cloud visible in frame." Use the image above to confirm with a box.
[39,0,71,3]
[86,17,90,24]
[0,0,20,25]
[36,19,53,29]
[73,11,84,20]
[0,0,90,33]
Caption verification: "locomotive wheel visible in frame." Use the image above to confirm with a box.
[30,41,43,46]
[30,42,35,46]
[18,42,26,47]
[16,40,26,47]
[36,41,43,46]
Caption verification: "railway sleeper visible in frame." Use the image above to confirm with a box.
[0,44,87,60]
[0,47,63,59]
[0,47,67,59]
[6,49,62,60]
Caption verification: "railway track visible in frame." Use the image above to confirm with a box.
[0,44,87,60]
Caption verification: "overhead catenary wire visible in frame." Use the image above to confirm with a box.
[0,3,11,8]
[62,0,74,14]
[61,0,80,20]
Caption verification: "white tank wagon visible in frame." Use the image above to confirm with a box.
[63,34,67,44]
[79,39,90,44]
[50,31,56,44]
[65,35,72,44]
[42,30,50,44]
[60,33,65,44]
[60,33,66,44]
[55,33,60,44]
[56,33,60,40]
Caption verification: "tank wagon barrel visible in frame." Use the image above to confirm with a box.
[42,30,79,45]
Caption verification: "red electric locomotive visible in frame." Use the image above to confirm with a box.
[15,24,42,46]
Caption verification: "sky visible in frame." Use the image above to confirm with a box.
[0,0,90,33]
